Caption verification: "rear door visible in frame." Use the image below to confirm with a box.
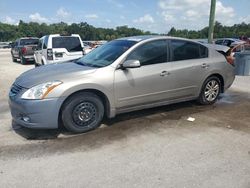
[169,39,210,98]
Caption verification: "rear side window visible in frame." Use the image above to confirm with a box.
[170,40,208,61]
[223,40,232,47]
[127,40,168,66]
[200,45,208,58]
[52,37,82,52]
[20,39,38,45]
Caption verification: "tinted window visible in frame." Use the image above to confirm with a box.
[127,40,168,66]
[43,36,48,49]
[223,40,232,47]
[200,45,208,58]
[170,40,207,61]
[20,39,38,45]
[52,37,82,52]
[37,39,42,50]
[215,40,223,45]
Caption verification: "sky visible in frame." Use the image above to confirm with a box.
[0,0,250,33]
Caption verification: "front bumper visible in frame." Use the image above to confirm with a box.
[9,96,66,129]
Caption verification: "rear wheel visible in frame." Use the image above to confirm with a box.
[20,56,26,64]
[61,92,104,133]
[198,76,221,105]
[11,54,17,62]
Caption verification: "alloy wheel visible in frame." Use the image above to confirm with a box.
[204,80,220,102]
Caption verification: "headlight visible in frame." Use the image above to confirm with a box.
[21,81,62,100]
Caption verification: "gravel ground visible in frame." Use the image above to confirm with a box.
[0,49,250,188]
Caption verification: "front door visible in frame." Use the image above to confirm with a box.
[34,38,43,64]
[114,40,176,109]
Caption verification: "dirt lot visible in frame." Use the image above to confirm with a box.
[0,49,250,188]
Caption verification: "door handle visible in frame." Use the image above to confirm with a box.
[160,71,170,76]
[201,63,209,68]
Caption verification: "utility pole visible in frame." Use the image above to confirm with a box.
[208,0,216,43]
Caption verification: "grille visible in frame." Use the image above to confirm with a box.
[9,83,23,97]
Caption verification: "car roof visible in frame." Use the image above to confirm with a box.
[19,37,39,40]
[116,35,201,43]
[46,34,80,37]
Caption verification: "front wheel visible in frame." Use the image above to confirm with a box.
[198,76,221,105]
[61,92,104,133]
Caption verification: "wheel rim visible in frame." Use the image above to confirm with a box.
[204,80,220,102]
[72,102,97,127]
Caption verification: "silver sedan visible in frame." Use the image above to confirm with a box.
[9,36,235,133]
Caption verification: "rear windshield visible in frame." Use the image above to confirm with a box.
[20,39,38,45]
[52,36,82,52]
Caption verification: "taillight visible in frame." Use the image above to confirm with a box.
[21,47,27,54]
[226,55,235,66]
[47,49,53,60]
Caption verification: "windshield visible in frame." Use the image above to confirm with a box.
[75,40,137,67]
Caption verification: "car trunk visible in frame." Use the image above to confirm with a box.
[205,44,234,65]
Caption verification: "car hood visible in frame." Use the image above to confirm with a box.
[15,62,97,88]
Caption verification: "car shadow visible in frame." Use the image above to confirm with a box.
[12,60,35,65]
[3,91,249,159]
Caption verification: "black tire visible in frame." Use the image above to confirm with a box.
[20,56,26,65]
[61,92,104,133]
[11,54,17,62]
[198,76,221,105]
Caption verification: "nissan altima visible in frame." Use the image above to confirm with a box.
[9,36,235,133]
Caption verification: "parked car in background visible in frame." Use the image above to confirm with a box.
[9,36,235,134]
[82,40,107,55]
[0,41,12,48]
[34,34,83,66]
[82,42,93,55]
[11,37,39,64]
[215,38,245,48]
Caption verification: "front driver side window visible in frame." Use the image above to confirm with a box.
[37,39,42,50]
[126,40,168,66]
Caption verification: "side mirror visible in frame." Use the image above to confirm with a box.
[122,60,141,69]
